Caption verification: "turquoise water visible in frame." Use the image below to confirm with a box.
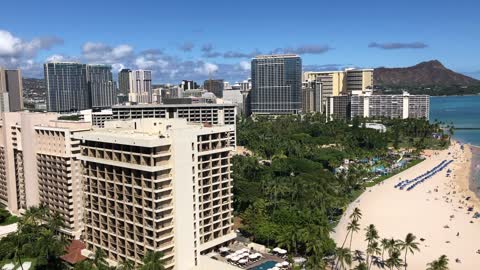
[249,261,277,270]
[430,96,480,146]
[430,95,480,197]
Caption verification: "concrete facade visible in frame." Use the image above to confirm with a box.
[73,118,236,269]
[0,112,91,239]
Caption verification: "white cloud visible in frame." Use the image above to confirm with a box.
[194,62,218,75]
[46,54,66,62]
[82,42,133,63]
[135,56,168,70]
[239,61,251,71]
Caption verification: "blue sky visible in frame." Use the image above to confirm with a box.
[1,0,479,83]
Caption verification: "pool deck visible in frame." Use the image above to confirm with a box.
[246,254,284,269]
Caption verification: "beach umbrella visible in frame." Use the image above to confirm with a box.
[249,254,257,259]
[231,256,240,262]
[275,262,283,267]
[254,252,263,257]
[239,259,248,264]
[219,247,230,253]
[278,249,287,255]
[226,254,232,260]
[282,261,289,266]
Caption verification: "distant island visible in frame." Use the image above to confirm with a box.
[374,60,480,96]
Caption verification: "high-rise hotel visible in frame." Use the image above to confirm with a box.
[44,62,117,112]
[73,118,236,269]
[250,54,302,115]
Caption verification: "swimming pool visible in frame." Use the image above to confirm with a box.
[249,260,277,270]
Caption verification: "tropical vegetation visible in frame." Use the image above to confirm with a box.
[233,114,449,269]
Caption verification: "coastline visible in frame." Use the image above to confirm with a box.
[469,145,480,200]
[451,142,480,211]
[332,142,480,269]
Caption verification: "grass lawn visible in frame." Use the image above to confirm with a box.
[0,215,19,226]
[0,257,37,269]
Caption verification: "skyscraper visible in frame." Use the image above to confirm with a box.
[87,65,116,108]
[4,69,23,112]
[250,54,302,115]
[44,62,89,112]
[118,69,132,103]
[203,79,224,98]
[0,68,24,112]
[129,70,152,104]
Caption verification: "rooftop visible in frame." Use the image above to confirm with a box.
[60,240,87,265]
[112,103,235,109]
[254,54,299,59]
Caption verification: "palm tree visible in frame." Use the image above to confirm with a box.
[92,248,108,269]
[350,207,362,222]
[426,255,449,270]
[364,224,379,266]
[141,251,165,270]
[385,238,400,257]
[334,247,352,270]
[352,250,365,264]
[118,259,135,270]
[341,219,360,249]
[385,250,403,270]
[371,255,386,269]
[398,233,420,270]
[367,241,381,269]
[380,238,389,261]
[354,262,368,270]
[35,228,68,266]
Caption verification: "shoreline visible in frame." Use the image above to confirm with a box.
[332,142,480,269]
[468,145,480,201]
[451,142,480,211]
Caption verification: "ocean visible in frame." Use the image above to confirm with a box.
[430,95,480,197]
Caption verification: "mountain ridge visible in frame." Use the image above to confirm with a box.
[374,60,479,87]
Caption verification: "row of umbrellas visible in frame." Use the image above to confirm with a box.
[225,248,263,264]
[395,159,453,190]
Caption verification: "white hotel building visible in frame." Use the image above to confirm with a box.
[73,118,236,269]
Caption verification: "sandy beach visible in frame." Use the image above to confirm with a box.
[332,142,480,269]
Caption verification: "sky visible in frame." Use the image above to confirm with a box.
[0,0,479,83]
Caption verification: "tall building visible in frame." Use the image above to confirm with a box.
[129,70,152,104]
[303,68,373,95]
[0,112,59,213]
[180,80,198,91]
[325,91,430,121]
[203,79,224,98]
[351,91,429,120]
[303,68,374,111]
[250,55,302,115]
[345,68,374,93]
[73,118,236,269]
[0,68,10,112]
[0,68,24,112]
[4,69,24,112]
[35,120,91,239]
[325,95,352,121]
[118,69,132,103]
[302,80,322,113]
[87,65,116,108]
[44,62,90,112]
[0,112,92,239]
